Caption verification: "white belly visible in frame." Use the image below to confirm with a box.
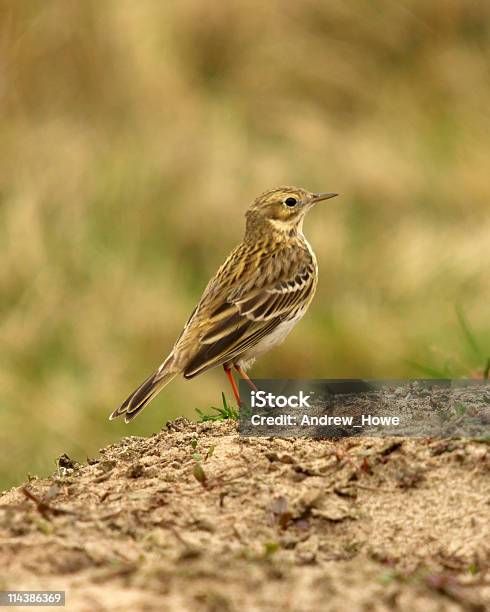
[237,312,305,370]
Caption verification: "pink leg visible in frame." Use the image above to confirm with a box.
[223,365,241,405]
[234,364,258,391]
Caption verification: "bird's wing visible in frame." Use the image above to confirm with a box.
[176,242,317,378]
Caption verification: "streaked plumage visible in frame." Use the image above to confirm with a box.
[111,186,338,423]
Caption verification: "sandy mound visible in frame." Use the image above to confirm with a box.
[1,419,489,611]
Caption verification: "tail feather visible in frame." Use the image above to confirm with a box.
[110,367,177,423]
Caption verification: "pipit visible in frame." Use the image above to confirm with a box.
[111,186,338,423]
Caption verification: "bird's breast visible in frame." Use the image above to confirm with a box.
[237,307,308,368]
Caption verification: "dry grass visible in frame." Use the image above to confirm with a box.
[1,1,489,488]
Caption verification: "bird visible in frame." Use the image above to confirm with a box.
[110,186,338,423]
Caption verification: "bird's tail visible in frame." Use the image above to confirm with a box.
[110,359,178,423]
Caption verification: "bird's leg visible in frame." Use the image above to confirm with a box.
[223,365,241,406]
[234,364,258,391]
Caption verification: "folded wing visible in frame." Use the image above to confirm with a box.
[181,250,316,378]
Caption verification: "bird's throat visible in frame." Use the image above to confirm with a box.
[268,217,304,236]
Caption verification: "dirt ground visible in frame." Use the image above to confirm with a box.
[1,419,489,612]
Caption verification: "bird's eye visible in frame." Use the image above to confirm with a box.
[285,197,297,207]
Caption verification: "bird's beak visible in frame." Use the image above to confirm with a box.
[311,192,339,203]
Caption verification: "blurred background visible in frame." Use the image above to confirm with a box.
[1,0,489,489]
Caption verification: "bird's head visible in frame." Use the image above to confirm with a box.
[245,186,338,238]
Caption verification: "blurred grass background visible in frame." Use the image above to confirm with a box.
[1,0,489,489]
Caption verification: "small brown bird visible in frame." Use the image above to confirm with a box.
[110,186,338,423]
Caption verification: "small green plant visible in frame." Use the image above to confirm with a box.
[484,358,490,380]
[195,393,239,422]
[455,403,467,415]
[189,437,216,485]
[405,360,453,379]
[193,461,206,484]
[205,445,215,460]
[378,570,401,585]
[468,562,479,575]
[263,541,279,557]
[190,441,206,485]
[408,307,489,379]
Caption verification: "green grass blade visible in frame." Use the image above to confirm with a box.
[455,305,482,361]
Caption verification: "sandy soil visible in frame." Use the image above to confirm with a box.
[1,419,489,611]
